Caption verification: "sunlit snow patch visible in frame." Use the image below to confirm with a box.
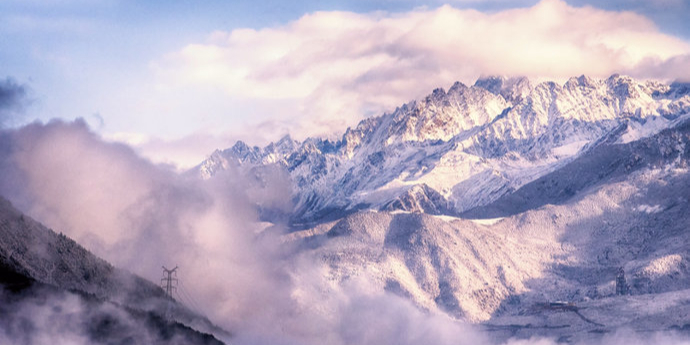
[431,214,504,225]
[468,217,504,226]
[552,140,588,158]
[619,116,670,144]
[635,204,663,213]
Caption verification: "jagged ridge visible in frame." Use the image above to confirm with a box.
[197,75,690,225]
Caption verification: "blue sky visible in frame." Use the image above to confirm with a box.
[2,0,690,167]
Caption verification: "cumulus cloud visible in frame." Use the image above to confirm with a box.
[154,0,690,143]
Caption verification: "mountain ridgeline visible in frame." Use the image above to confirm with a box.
[195,75,690,342]
[197,75,690,225]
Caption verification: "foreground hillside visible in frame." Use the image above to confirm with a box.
[0,196,227,344]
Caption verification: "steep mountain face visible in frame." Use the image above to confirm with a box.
[381,183,453,215]
[463,118,690,218]
[286,210,559,322]
[197,75,690,225]
[283,118,690,342]
[0,196,227,344]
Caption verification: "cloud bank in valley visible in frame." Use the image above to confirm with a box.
[0,119,486,344]
[0,119,287,334]
[154,0,690,144]
[2,121,690,343]
[3,1,690,343]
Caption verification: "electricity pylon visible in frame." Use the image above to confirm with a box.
[161,266,178,298]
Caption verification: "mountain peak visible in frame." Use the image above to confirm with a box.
[448,81,468,94]
[565,75,598,89]
[266,134,300,156]
[427,87,447,103]
[474,75,531,102]
[229,140,261,164]
[474,75,507,91]
[605,74,641,99]
[276,133,295,146]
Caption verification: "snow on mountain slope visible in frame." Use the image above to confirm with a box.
[279,119,690,342]
[185,75,690,342]
[284,210,561,322]
[197,75,690,225]
[463,115,690,219]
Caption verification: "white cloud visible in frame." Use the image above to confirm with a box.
[103,131,236,170]
[151,0,690,151]
[0,119,288,333]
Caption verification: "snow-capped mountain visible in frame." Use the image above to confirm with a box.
[4,74,690,343]
[197,75,690,225]
[192,75,690,342]
[285,120,690,342]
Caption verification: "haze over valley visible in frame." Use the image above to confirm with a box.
[2,1,690,344]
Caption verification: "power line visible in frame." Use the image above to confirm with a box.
[160,266,206,320]
[177,280,204,314]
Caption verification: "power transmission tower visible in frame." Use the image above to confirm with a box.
[615,267,628,296]
[161,266,178,299]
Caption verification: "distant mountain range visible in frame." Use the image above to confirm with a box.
[197,75,690,226]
